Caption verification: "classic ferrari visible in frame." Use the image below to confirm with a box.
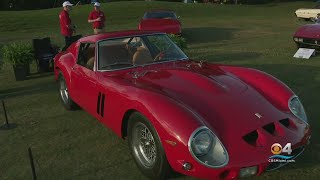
[293,23,320,49]
[138,10,181,35]
[54,30,311,179]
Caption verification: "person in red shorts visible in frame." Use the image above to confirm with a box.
[88,2,105,34]
[59,1,75,50]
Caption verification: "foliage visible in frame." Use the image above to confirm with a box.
[0,45,3,70]
[0,0,315,10]
[0,1,320,179]
[1,42,34,66]
[146,34,187,52]
[168,34,187,50]
[0,60,2,70]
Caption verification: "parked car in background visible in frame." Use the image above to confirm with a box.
[138,10,182,35]
[295,4,320,21]
[54,30,311,180]
[293,23,320,49]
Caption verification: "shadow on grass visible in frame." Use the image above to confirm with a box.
[26,72,54,80]
[0,80,57,99]
[183,27,238,44]
[0,123,18,130]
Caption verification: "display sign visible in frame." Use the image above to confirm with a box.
[293,48,315,59]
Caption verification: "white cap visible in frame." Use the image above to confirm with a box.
[62,1,73,7]
[94,2,101,7]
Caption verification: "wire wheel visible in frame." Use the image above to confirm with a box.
[132,122,157,168]
[59,77,69,105]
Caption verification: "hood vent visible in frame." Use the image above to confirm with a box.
[243,130,258,146]
[243,119,298,146]
[279,119,290,128]
[263,123,276,135]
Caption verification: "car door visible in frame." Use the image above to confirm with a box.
[71,43,99,115]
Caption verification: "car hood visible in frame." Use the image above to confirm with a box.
[140,18,180,29]
[294,24,320,38]
[131,62,286,140]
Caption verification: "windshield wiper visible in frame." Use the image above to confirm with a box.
[155,57,188,62]
[101,62,134,69]
[178,57,189,61]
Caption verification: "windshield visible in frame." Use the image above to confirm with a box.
[97,34,188,71]
[143,11,177,19]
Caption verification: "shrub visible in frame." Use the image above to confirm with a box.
[168,34,187,50]
[2,42,34,67]
[0,58,3,71]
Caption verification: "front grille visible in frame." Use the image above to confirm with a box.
[291,146,305,158]
[302,38,320,45]
[266,146,305,171]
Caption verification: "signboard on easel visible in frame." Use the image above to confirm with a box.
[293,48,315,59]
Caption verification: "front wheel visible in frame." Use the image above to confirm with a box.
[58,73,77,110]
[127,112,171,179]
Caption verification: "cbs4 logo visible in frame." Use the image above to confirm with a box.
[271,143,292,155]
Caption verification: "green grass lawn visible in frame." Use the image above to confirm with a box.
[0,1,319,179]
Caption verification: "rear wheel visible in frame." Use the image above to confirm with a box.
[127,112,171,180]
[58,73,77,110]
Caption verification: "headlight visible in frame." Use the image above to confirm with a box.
[189,127,229,168]
[293,37,303,42]
[191,130,214,156]
[289,95,308,122]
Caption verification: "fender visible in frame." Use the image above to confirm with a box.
[54,52,77,100]
[53,52,65,81]
[116,89,204,173]
[220,65,294,112]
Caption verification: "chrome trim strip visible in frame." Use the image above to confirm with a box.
[96,33,188,72]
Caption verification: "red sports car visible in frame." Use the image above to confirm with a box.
[54,30,311,179]
[138,10,182,35]
[293,23,320,49]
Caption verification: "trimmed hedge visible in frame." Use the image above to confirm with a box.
[1,42,34,66]
[168,34,187,50]
[0,0,315,10]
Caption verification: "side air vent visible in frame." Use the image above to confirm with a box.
[279,119,290,128]
[243,130,258,146]
[263,123,276,135]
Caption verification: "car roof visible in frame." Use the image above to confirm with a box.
[79,30,165,43]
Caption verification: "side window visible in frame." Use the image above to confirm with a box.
[98,38,133,70]
[77,43,96,70]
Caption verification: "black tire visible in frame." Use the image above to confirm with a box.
[127,112,171,180]
[58,73,77,110]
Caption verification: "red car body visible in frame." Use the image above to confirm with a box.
[54,30,311,179]
[138,10,181,35]
[293,23,320,48]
